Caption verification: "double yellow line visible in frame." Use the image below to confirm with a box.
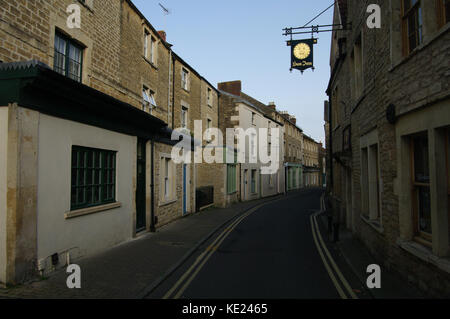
[310,212,358,299]
[163,199,282,299]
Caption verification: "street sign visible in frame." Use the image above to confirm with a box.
[287,38,318,73]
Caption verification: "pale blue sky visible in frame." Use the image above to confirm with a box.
[132,0,334,144]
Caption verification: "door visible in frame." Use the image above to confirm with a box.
[183,164,187,215]
[136,139,146,232]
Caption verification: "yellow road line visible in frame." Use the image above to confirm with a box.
[162,212,249,299]
[312,213,358,299]
[310,214,348,299]
[164,198,283,299]
[174,211,247,299]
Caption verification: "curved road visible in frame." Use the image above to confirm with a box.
[150,189,363,299]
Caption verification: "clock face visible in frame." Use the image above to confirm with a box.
[293,43,311,60]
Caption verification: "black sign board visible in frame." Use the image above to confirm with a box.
[287,38,317,73]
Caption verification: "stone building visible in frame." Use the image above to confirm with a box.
[228,87,304,192]
[303,135,320,187]
[195,78,239,209]
[318,143,326,188]
[0,0,213,284]
[278,111,304,191]
[326,0,450,296]
[218,81,285,200]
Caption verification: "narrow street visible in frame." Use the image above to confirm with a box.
[149,189,364,299]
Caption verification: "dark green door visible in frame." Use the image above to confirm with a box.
[136,139,146,232]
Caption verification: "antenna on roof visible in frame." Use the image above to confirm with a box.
[158,3,171,15]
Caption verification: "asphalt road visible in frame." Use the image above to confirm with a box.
[150,189,364,299]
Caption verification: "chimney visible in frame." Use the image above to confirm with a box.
[157,30,167,42]
[268,102,276,110]
[290,116,297,125]
[218,81,242,96]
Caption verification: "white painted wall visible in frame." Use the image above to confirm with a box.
[237,103,284,200]
[0,107,8,284]
[37,114,136,268]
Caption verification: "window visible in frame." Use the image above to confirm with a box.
[54,32,83,82]
[411,132,432,241]
[207,87,213,106]
[150,36,157,64]
[437,0,450,27]
[71,146,116,210]
[250,133,257,159]
[251,170,257,193]
[161,157,175,201]
[402,0,423,55]
[360,133,381,222]
[181,68,189,90]
[227,164,237,194]
[251,112,256,125]
[206,118,212,142]
[144,30,149,59]
[142,87,156,113]
[181,106,188,129]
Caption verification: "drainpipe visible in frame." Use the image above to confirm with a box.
[168,49,172,126]
[171,54,176,129]
[150,139,156,232]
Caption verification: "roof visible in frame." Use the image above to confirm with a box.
[172,52,219,94]
[219,90,267,115]
[0,60,170,141]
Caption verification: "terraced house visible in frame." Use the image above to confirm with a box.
[326,0,450,296]
[218,81,285,201]
[0,0,215,285]
[303,135,320,187]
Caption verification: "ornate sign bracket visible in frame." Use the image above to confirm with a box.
[282,23,351,40]
[283,23,351,73]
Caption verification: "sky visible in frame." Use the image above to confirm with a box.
[132,0,335,144]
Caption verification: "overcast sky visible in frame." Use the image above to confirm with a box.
[132,0,334,144]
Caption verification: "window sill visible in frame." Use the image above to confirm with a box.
[227,191,237,195]
[360,214,384,233]
[389,24,450,74]
[159,198,178,207]
[397,238,450,275]
[143,56,158,70]
[65,202,121,219]
[182,88,190,94]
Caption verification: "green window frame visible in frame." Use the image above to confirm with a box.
[71,146,117,211]
[227,164,237,194]
[54,31,84,82]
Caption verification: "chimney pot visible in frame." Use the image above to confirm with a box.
[157,30,167,42]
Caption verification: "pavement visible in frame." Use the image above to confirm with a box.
[316,209,425,299]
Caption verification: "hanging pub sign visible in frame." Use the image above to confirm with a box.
[287,38,317,73]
